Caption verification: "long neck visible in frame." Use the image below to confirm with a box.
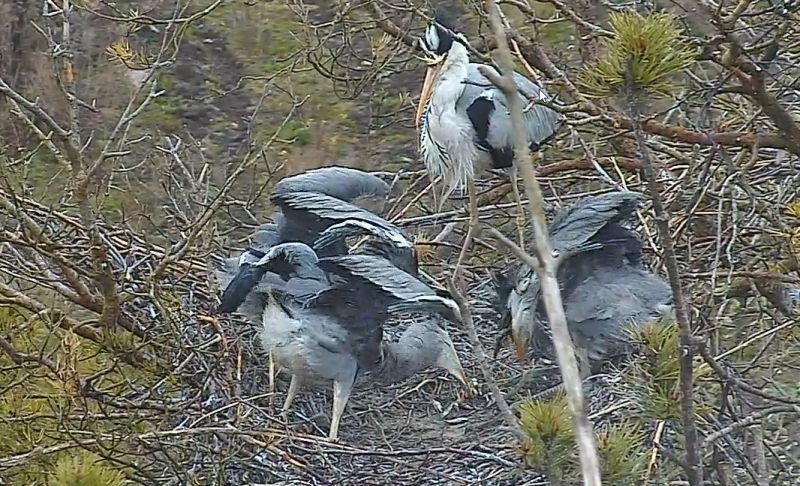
[369,325,440,385]
[430,42,470,112]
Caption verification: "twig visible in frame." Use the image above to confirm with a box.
[482,1,601,485]
[701,405,800,449]
[447,278,526,442]
[697,343,800,405]
[627,68,703,485]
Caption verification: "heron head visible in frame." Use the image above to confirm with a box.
[509,269,538,363]
[431,325,469,387]
[415,11,466,130]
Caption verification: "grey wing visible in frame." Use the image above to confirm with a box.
[273,166,389,202]
[316,254,461,321]
[458,64,563,152]
[313,219,418,276]
[217,242,325,314]
[272,191,404,247]
[250,220,282,247]
[549,191,646,255]
[564,267,671,360]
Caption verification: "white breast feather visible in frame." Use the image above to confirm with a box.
[420,104,478,194]
[259,301,300,351]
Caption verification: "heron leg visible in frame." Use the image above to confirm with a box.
[329,376,355,441]
[510,165,526,248]
[268,351,276,406]
[282,374,303,417]
[453,178,479,279]
[576,348,591,381]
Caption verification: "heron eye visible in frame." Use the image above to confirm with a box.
[517,276,530,293]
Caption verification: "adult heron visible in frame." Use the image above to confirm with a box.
[216,186,466,441]
[493,192,673,374]
[415,13,563,228]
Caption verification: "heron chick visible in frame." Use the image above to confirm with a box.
[216,173,467,440]
[494,191,673,374]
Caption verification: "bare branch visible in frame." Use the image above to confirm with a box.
[627,76,703,486]
[483,1,602,484]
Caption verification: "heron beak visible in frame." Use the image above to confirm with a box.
[450,366,469,387]
[438,342,469,388]
[416,60,444,131]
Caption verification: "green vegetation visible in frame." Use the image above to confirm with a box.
[47,451,126,486]
[580,11,696,98]
[625,322,715,422]
[518,394,648,484]
[517,321,721,482]
[518,394,577,482]
[0,306,160,483]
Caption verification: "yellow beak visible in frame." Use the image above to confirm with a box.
[452,368,469,387]
[416,62,443,132]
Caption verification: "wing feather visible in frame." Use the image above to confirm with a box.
[457,64,563,155]
[316,254,460,320]
[274,166,389,202]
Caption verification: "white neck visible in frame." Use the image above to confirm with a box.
[431,42,470,111]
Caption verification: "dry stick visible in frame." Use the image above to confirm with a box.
[628,85,703,485]
[482,1,602,485]
[447,278,526,442]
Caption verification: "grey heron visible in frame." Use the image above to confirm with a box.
[216,182,466,441]
[492,191,673,373]
[246,165,391,251]
[415,12,563,229]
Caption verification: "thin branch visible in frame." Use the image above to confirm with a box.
[627,77,703,485]
[697,343,800,406]
[447,278,526,442]
[701,405,800,450]
[482,1,602,485]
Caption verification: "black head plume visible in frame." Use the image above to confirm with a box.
[489,270,513,313]
[423,10,459,55]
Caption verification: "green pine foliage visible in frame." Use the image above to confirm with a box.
[625,321,714,422]
[47,451,126,486]
[580,10,696,98]
[596,421,648,485]
[518,394,577,482]
[0,305,155,483]
[518,395,650,483]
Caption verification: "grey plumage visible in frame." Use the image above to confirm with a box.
[560,267,673,364]
[314,219,418,279]
[273,166,390,203]
[454,64,562,159]
[272,191,407,255]
[218,242,466,440]
[416,18,563,194]
[230,166,391,268]
[548,191,646,260]
[496,191,673,372]
[216,171,466,440]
